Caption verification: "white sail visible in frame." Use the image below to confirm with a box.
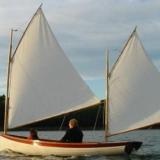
[8,8,99,129]
[109,30,160,135]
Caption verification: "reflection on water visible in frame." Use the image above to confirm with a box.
[0,130,160,160]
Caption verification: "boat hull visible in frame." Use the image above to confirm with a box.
[0,134,142,156]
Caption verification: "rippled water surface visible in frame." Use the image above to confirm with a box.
[0,129,159,160]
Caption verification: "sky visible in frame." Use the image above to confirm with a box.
[0,0,160,99]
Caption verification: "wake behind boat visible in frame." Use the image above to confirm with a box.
[2,4,160,156]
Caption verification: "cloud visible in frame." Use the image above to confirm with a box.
[152,58,160,72]
[0,74,6,95]
[0,0,160,98]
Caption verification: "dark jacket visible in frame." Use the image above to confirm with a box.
[61,127,83,143]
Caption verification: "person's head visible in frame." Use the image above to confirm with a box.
[69,119,78,128]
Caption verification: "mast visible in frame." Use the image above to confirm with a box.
[104,27,136,137]
[105,50,110,137]
[4,29,17,134]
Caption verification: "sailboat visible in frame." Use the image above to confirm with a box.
[2,5,159,156]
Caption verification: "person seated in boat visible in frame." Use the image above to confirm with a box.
[61,118,83,143]
[28,128,39,140]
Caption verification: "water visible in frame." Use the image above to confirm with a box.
[0,129,159,160]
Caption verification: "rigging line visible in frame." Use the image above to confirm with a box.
[59,115,66,130]
[93,105,101,130]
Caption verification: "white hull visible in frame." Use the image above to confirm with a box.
[0,134,142,156]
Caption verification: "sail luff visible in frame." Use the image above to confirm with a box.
[11,5,42,60]
[109,27,137,78]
